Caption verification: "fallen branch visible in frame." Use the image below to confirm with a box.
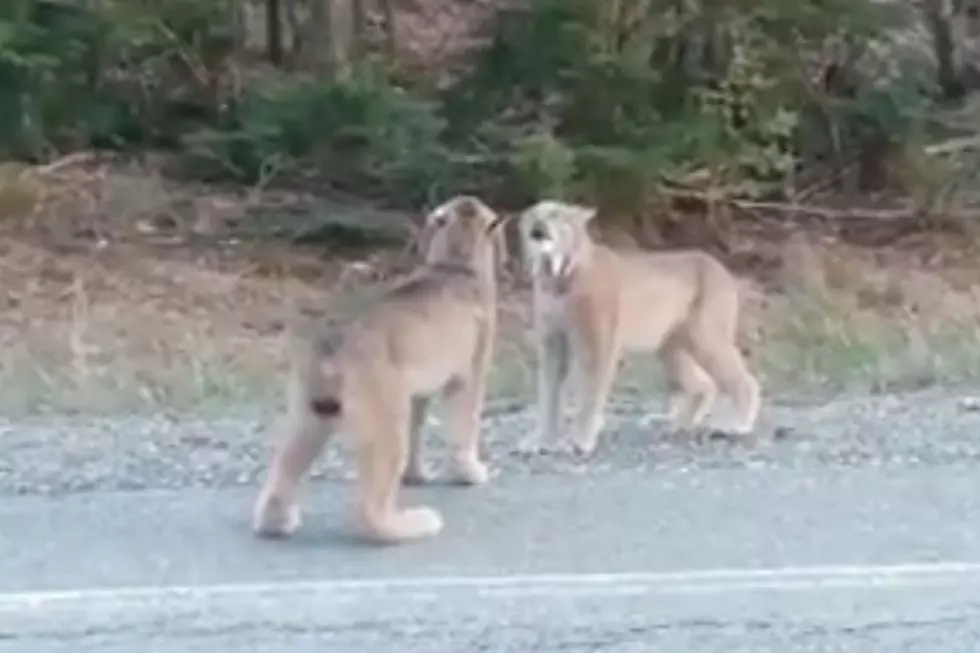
[726,199,919,221]
[924,134,980,156]
[32,151,99,177]
[659,188,980,222]
[734,199,980,222]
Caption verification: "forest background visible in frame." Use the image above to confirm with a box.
[2,0,980,414]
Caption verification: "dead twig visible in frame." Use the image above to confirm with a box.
[32,152,99,177]
[660,188,980,222]
[924,135,980,156]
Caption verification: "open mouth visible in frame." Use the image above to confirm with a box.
[526,228,571,279]
[529,246,566,279]
[545,253,566,277]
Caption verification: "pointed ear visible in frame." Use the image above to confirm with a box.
[406,209,427,238]
[407,210,431,259]
[485,212,513,272]
[517,202,546,227]
[570,204,597,225]
[485,212,513,235]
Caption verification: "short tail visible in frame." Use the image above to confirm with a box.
[287,326,345,419]
[311,389,342,417]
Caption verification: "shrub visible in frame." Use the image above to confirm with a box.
[0,0,953,228]
[181,64,468,207]
[446,0,923,212]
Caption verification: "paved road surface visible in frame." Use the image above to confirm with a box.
[2,466,979,651]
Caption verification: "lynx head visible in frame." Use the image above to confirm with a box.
[518,200,597,280]
[416,195,509,276]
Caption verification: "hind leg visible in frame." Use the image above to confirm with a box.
[253,407,331,538]
[682,329,761,437]
[351,389,443,543]
[443,326,494,485]
[401,395,433,486]
[661,339,717,435]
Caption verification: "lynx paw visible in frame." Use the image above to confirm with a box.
[706,425,756,444]
[449,456,490,485]
[252,493,301,538]
[571,429,600,458]
[571,439,597,458]
[402,506,445,538]
[401,463,433,487]
[358,505,444,543]
[571,417,603,458]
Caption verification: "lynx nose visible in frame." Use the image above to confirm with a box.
[529,223,548,241]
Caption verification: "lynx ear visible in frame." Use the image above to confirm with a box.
[406,211,425,237]
[517,202,543,222]
[569,204,597,225]
[485,212,513,235]
[409,209,435,258]
[485,212,513,272]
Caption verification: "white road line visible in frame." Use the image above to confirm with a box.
[4,562,980,607]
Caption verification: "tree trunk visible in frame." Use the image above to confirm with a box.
[380,0,397,62]
[230,0,247,60]
[267,0,284,66]
[352,0,366,61]
[285,0,302,64]
[923,0,966,99]
[310,0,354,78]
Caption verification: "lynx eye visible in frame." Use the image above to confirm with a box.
[529,222,548,241]
[429,212,448,228]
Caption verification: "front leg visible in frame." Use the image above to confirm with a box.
[569,334,620,458]
[520,328,570,454]
[401,395,433,486]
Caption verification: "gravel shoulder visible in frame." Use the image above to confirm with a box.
[2,386,980,496]
[4,386,980,652]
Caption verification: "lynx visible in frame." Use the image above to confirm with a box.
[252,196,507,544]
[518,199,761,457]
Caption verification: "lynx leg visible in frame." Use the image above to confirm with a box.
[570,338,621,457]
[253,407,332,538]
[440,378,489,485]
[401,395,433,486]
[351,390,443,543]
[444,324,493,484]
[661,340,717,434]
[521,329,570,453]
[683,329,761,437]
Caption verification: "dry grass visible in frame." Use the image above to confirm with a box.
[755,234,980,394]
[3,158,980,416]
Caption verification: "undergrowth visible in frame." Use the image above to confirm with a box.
[0,0,959,223]
[2,226,980,417]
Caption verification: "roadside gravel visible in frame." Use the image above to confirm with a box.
[2,386,980,496]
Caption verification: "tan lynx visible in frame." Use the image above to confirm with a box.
[517,199,761,457]
[252,195,508,544]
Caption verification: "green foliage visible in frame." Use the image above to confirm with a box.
[446,0,924,208]
[0,0,950,221]
[0,1,109,157]
[0,0,238,158]
[508,130,577,199]
[183,65,467,206]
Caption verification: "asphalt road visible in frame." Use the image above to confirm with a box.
[2,465,980,652]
